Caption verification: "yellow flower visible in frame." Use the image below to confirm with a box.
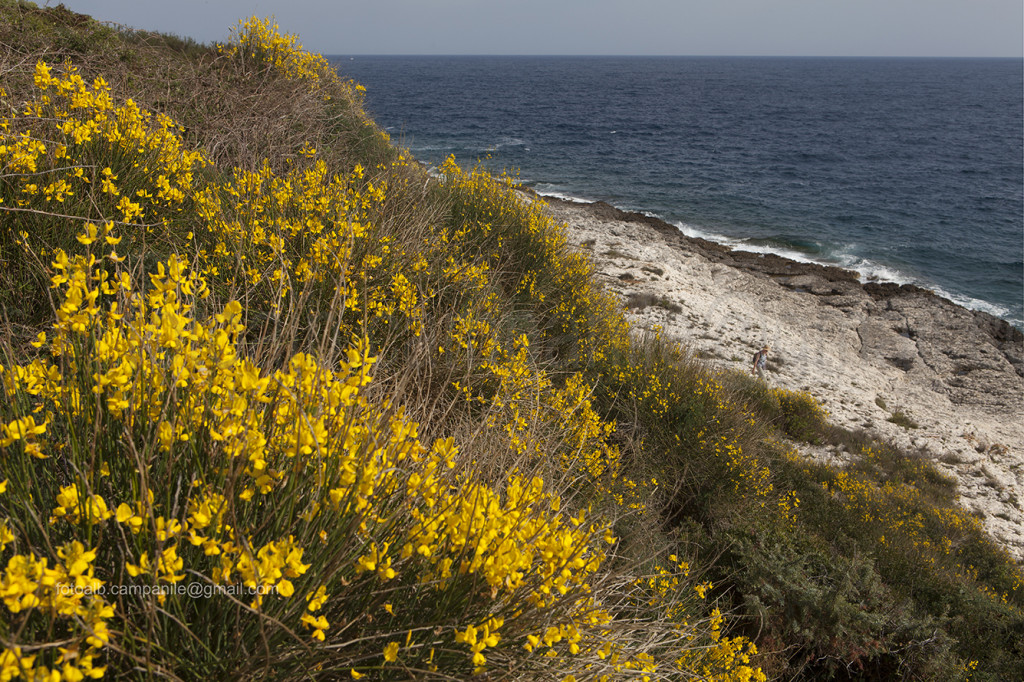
[306,586,329,611]
[52,484,112,523]
[126,552,150,577]
[301,613,329,641]
[1,415,47,447]
[115,503,144,534]
[33,60,53,89]
[0,520,14,552]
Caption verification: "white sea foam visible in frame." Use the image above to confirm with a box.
[542,192,593,204]
[670,220,1020,323]
[410,144,454,152]
[932,287,1015,323]
[729,241,822,266]
[536,193,1020,327]
[671,220,781,256]
[485,137,526,152]
[846,260,915,287]
[533,188,596,204]
[673,217,900,280]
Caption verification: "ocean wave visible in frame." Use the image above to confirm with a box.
[534,189,1019,328]
[533,187,596,204]
[484,137,527,152]
[670,219,1020,324]
[930,287,1017,325]
[409,144,456,152]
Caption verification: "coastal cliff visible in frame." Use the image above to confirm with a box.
[542,195,1024,559]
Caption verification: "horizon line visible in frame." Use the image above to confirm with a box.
[326,53,1024,60]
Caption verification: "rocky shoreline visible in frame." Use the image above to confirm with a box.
[536,194,1024,561]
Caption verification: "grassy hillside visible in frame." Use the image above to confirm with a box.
[0,3,1021,679]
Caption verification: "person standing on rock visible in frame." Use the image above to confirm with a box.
[752,345,770,381]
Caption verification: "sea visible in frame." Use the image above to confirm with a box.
[329,56,1024,329]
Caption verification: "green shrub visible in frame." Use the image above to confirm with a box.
[772,387,829,443]
[888,410,919,429]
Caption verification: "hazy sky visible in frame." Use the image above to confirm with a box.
[53,0,1023,57]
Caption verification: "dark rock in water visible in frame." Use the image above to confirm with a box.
[863,281,936,300]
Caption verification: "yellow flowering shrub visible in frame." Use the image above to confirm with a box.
[437,156,632,367]
[0,252,614,676]
[219,16,364,103]
[769,387,829,443]
[0,15,771,680]
[812,448,1024,612]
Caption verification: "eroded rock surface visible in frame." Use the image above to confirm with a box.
[538,195,1024,561]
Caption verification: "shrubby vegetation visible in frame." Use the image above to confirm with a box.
[1,3,1021,679]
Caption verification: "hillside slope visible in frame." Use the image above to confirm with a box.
[1,4,1021,680]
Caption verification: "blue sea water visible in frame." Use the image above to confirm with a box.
[329,56,1024,329]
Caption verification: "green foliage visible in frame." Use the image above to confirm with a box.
[887,410,920,429]
[0,1,119,59]
[773,387,830,443]
[772,447,1024,679]
[721,370,829,443]
[727,532,962,680]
